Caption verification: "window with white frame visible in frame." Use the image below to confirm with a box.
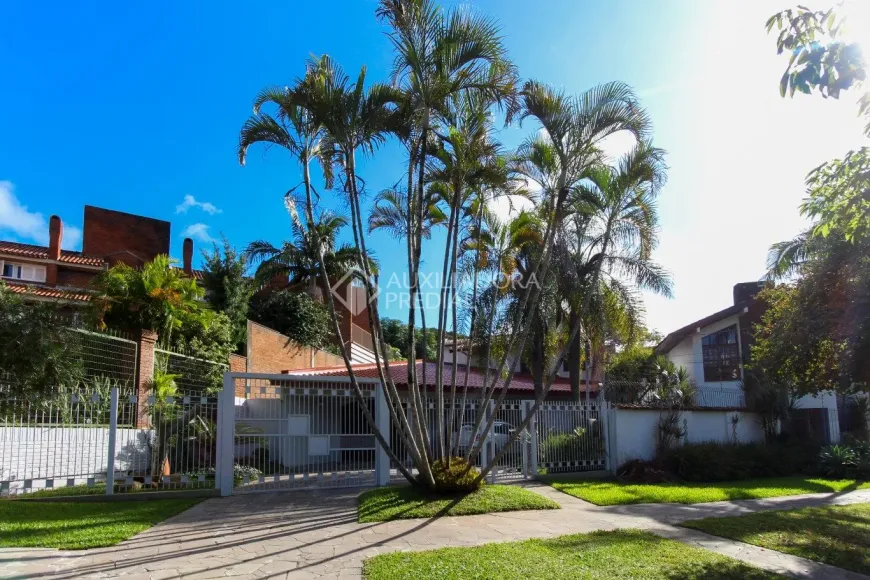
[0,261,47,283]
[702,324,741,382]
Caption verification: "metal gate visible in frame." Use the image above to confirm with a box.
[536,401,607,474]
[219,373,386,494]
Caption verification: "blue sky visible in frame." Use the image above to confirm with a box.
[1,0,868,334]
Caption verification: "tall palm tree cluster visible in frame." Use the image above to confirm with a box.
[238,0,672,489]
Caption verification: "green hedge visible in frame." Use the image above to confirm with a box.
[656,442,818,482]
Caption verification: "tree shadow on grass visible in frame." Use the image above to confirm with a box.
[683,505,870,576]
[662,560,778,580]
[357,486,475,522]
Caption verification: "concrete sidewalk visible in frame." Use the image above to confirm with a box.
[2,483,868,579]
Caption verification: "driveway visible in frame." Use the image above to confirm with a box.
[2,483,869,579]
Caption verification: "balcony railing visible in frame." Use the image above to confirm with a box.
[605,381,746,409]
[350,323,374,353]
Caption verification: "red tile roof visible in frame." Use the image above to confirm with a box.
[0,241,206,280]
[289,360,598,395]
[4,281,93,302]
[0,241,105,267]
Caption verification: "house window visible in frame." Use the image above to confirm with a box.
[1,262,47,283]
[702,324,741,382]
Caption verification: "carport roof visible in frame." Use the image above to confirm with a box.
[287,360,598,395]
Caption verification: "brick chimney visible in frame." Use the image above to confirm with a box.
[46,215,62,286]
[182,237,193,275]
[48,215,63,260]
[733,281,765,305]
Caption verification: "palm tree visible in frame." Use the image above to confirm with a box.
[368,187,446,239]
[765,230,811,280]
[376,0,520,426]
[238,85,332,214]
[91,255,204,348]
[558,142,672,397]
[466,82,656,481]
[295,54,430,484]
[245,207,358,296]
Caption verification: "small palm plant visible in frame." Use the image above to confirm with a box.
[148,371,180,481]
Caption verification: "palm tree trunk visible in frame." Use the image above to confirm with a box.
[476,215,616,484]
[345,151,434,486]
[568,310,581,401]
[464,182,570,468]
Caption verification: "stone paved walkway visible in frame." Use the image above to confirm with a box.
[2,483,869,579]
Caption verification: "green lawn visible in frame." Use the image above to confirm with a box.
[363,529,780,579]
[683,503,870,576]
[357,484,559,523]
[549,477,870,506]
[0,499,202,549]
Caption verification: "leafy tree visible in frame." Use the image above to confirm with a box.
[0,284,83,402]
[91,255,205,347]
[246,208,359,296]
[200,238,253,350]
[768,4,870,243]
[766,5,867,113]
[760,3,870,395]
[380,317,439,360]
[171,309,237,392]
[754,235,870,394]
[802,148,870,243]
[606,346,674,382]
[249,290,334,350]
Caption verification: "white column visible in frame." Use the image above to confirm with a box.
[105,388,119,496]
[488,400,496,484]
[375,383,391,486]
[598,398,610,471]
[217,373,236,496]
[524,400,537,479]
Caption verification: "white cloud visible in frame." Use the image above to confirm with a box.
[0,181,82,250]
[181,223,216,244]
[175,194,222,215]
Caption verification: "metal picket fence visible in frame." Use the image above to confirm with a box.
[536,401,607,474]
[0,330,228,498]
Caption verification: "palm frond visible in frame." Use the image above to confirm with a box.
[765,230,811,280]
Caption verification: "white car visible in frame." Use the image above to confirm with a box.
[455,421,517,453]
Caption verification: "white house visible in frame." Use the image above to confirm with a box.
[654,282,840,442]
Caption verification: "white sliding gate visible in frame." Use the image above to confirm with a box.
[216,373,609,495]
[218,373,389,495]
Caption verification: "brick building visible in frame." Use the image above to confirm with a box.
[0,204,374,368]
[0,205,202,303]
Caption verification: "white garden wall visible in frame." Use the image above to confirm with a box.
[0,427,151,492]
[606,408,765,468]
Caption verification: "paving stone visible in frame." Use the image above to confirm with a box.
[4,484,869,580]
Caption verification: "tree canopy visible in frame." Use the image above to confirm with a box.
[201,238,254,350]
[0,284,83,403]
[755,2,870,396]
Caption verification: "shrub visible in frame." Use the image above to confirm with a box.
[819,443,870,479]
[249,291,334,349]
[539,432,581,465]
[234,464,263,482]
[658,441,818,482]
[616,459,675,483]
[185,464,263,484]
[429,458,482,493]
